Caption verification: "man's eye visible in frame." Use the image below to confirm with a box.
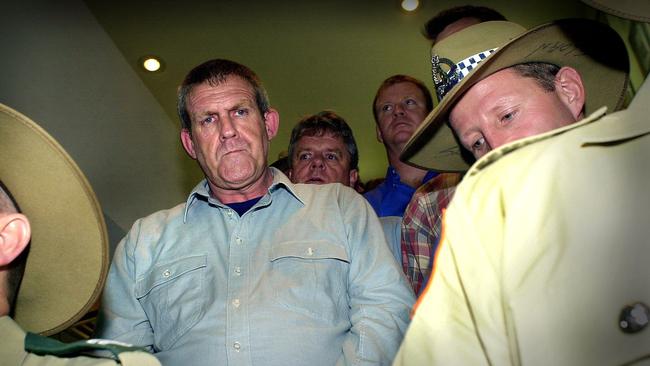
[472,137,486,151]
[201,116,215,125]
[405,98,417,106]
[299,153,311,160]
[234,108,248,117]
[501,111,516,123]
[325,153,338,160]
[381,104,393,113]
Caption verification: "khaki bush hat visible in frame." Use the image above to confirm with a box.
[0,103,108,335]
[582,0,650,22]
[401,19,629,171]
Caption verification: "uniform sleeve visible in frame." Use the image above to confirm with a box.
[338,190,416,365]
[95,220,155,351]
[394,181,505,365]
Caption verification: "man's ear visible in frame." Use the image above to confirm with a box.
[287,168,293,181]
[180,128,197,159]
[554,66,585,119]
[375,125,384,144]
[0,214,30,266]
[264,108,280,139]
[349,169,359,189]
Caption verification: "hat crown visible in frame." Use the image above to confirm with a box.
[430,21,527,102]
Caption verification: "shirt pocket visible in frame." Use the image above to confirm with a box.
[135,254,207,351]
[269,240,350,322]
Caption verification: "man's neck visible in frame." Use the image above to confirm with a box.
[208,169,274,204]
[386,152,428,188]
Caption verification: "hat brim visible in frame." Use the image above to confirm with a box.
[0,103,108,335]
[401,18,629,171]
[581,0,650,22]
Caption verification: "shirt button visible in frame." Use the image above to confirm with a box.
[234,266,241,275]
[619,302,649,333]
[232,299,240,308]
[235,237,243,245]
[233,342,241,351]
[162,269,171,278]
[226,210,233,218]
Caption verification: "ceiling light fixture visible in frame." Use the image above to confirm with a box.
[401,0,419,12]
[139,55,164,73]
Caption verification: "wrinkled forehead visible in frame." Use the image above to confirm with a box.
[297,129,346,148]
[295,135,351,162]
[376,82,425,105]
[187,78,258,110]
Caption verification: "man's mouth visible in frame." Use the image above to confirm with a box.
[306,177,325,184]
[223,148,245,155]
[393,120,413,129]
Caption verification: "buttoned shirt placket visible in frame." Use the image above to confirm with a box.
[222,203,252,365]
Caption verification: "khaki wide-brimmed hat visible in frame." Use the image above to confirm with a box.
[0,103,108,335]
[582,0,650,22]
[401,18,629,171]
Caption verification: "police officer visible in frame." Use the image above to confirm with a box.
[395,1,650,364]
[0,103,160,365]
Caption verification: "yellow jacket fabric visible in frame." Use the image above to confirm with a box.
[394,79,650,365]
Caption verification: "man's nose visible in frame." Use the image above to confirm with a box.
[310,157,324,169]
[393,103,405,116]
[219,117,237,139]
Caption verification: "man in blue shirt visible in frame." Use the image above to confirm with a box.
[365,75,438,217]
[96,59,415,365]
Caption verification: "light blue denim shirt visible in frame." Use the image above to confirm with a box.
[96,169,415,366]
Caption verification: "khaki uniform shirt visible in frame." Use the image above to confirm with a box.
[395,79,650,365]
[0,316,161,365]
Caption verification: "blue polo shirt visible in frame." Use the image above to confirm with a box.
[364,166,438,217]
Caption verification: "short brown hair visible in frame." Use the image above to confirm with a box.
[288,111,359,171]
[177,59,270,131]
[372,75,433,124]
[423,6,506,44]
[511,62,561,92]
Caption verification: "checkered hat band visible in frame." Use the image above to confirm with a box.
[456,48,497,79]
[431,47,498,101]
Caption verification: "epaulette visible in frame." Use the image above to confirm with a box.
[24,332,146,359]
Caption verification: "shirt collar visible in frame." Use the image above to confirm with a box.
[183,168,304,222]
[386,166,438,185]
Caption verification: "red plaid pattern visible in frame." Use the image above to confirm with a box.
[401,173,462,295]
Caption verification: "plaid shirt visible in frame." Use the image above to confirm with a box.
[401,173,463,295]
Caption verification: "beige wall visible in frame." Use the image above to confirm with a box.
[0,0,201,251]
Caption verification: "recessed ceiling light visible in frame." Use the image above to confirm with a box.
[401,0,419,12]
[139,56,164,72]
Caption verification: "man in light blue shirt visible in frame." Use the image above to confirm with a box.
[95,59,415,365]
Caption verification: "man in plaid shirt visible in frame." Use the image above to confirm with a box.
[400,5,505,294]
[401,173,462,295]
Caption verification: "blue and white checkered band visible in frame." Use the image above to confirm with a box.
[431,48,497,101]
